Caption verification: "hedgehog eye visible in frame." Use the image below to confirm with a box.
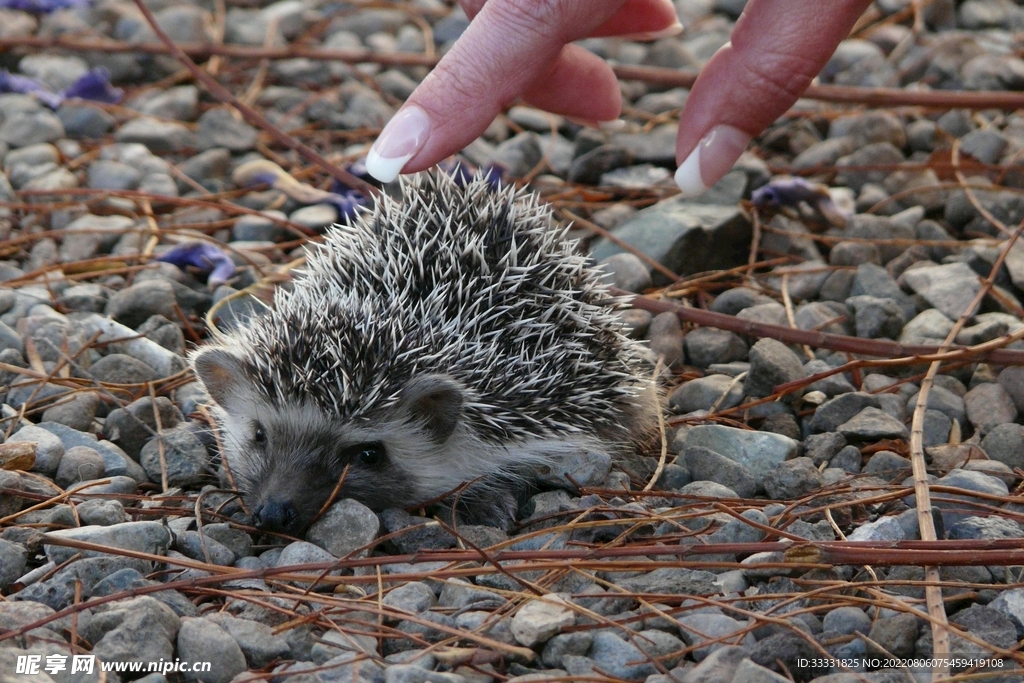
[253,424,267,445]
[352,443,384,467]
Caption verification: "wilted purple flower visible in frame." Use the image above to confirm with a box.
[157,241,236,288]
[752,177,833,208]
[324,190,368,222]
[0,0,89,12]
[0,71,63,108]
[751,176,850,226]
[63,68,123,104]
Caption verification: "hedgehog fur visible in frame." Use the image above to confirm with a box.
[191,170,657,534]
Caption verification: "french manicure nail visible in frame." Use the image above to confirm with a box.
[620,21,683,41]
[674,124,751,197]
[365,105,430,183]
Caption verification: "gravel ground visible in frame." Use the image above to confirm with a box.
[2,0,1024,682]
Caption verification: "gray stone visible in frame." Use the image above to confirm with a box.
[197,108,258,152]
[902,262,981,322]
[677,645,748,683]
[115,117,197,153]
[901,308,955,344]
[289,203,338,230]
[233,210,286,242]
[489,132,542,177]
[848,516,905,542]
[850,263,916,320]
[87,160,142,191]
[648,311,684,368]
[0,538,27,589]
[835,142,905,192]
[616,567,718,596]
[922,409,953,448]
[808,392,881,433]
[89,354,160,384]
[684,424,798,480]
[57,104,115,138]
[90,599,178,666]
[823,606,871,636]
[44,521,171,564]
[568,144,630,185]
[106,279,179,329]
[597,253,651,293]
[54,445,105,488]
[380,508,455,554]
[40,390,99,432]
[0,110,64,148]
[864,450,911,479]
[805,432,847,466]
[139,424,210,487]
[964,382,1018,434]
[77,498,126,526]
[590,194,751,285]
[905,385,966,425]
[838,407,910,441]
[175,529,236,566]
[709,288,774,315]
[684,328,747,368]
[980,423,1024,470]
[743,338,807,399]
[510,594,575,647]
[306,498,380,558]
[948,515,1023,541]
[589,629,683,679]
[867,613,918,658]
[383,581,437,615]
[730,659,790,683]
[676,613,756,661]
[541,631,593,668]
[204,612,291,668]
[34,421,144,480]
[847,295,905,338]
[133,85,199,121]
[180,148,232,187]
[8,425,65,476]
[532,448,612,489]
[683,446,758,498]
[103,396,183,459]
[670,375,744,414]
[177,617,247,683]
[749,632,825,680]
[763,457,824,499]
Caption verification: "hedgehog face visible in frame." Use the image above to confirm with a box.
[192,348,476,535]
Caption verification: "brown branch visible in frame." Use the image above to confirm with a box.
[6,35,1024,111]
[617,289,1024,366]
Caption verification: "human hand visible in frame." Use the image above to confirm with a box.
[363,0,681,182]
[364,0,874,197]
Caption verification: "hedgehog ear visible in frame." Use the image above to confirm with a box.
[399,374,465,444]
[192,348,248,408]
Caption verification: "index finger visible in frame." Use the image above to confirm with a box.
[365,0,631,182]
[673,0,873,195]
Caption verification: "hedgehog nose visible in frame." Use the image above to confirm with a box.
[252,499,298,533]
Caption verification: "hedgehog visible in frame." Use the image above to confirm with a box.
[191,170,658,535]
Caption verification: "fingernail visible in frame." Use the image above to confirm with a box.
[674,124,751,197]
[621,21,683,41]
[366,105,430,183]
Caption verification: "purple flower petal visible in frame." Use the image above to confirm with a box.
[63,68,123,104]
[0,0,89,12]
[751,177,824,208]
[156,242,235,287]
[0,70,63,108]
[325,190,368,222]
